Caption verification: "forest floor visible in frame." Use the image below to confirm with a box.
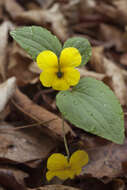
[0,0,127,190]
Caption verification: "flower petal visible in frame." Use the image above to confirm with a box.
[60,47,81,68]
[63,67,80,86]
[52,76,69,90]
[69,150,89,171]
[40,70,56,87]
[47,153,69,171]
[36,50,58,70]
[46,169,75,181]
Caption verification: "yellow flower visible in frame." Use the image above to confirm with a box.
[46,150,89,181]
[36,47,81,90]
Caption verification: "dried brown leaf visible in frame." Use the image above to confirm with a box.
[0,21,14,81]
[8,53,37,86]
[0,77,16,113]
[0,0,4,6]
[28,185,80,190]
[96,0,127,25]
[79,0,96,14]
[14,4,69,41]
[99,24,124,51]
[79,68,108,81]
[91,47,127,105]
[11,42,32,60]
[12,88,75,141]
[28,62,41,74]
[112,0,127,24]
[0,122,56,162]
[35,0,55,9]
[4,0,24,20]
[112,179,125,190]
[60,0,80,25]
[83,139,127,179]
[96,3,118,20]
[120,53,127,66]
[0,169,26,190]
[103,57,127,105]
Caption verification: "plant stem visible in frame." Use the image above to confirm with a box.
[62,115,70,160]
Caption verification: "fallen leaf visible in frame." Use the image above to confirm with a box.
[112,0,127,24]
[79,0,96,14]
[28,185,80,190]
[0,21,14,80]
[120,53,127,66]
[111,179,125,190]
[0,157,45,188]
[0,77,16,113]
[95,1,127,25]
[35,0,55,9]
[83,139,127,179]
[0,122,56,162]
[8,53,37,86]
[12,88,75,141]
[79,68,108,81]
[0,2,4,21]
[60,0,80,25]
[4,0,24,20]
[14,4,69,41]
[99,24,124,51]
[0,169,26,190]
[0,0,4,6]
[102,57,127,105]
[11,42,32,60]
[91,47,127,105]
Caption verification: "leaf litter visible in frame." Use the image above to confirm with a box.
[1,0,127,189]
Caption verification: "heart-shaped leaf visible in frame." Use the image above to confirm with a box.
[56,77,124,144]
[10,26,62,60]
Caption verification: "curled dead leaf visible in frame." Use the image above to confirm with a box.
[91,47,127,105]
[96,1,127,25]
[13,4,68,41]
[4,0,24,20]
[0,21,14,80]
[12,88,75,141]
[0,77,16,113]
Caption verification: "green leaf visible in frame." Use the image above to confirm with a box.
[56,77,125,144]
[63,37,92,65]
[10,26,62,60]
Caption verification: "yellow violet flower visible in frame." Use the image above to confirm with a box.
[36,47,81,91]
[46,150,89,181]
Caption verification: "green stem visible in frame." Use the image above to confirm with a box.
[62,115,70,160]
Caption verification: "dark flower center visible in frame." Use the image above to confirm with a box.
[57,71,63,78]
